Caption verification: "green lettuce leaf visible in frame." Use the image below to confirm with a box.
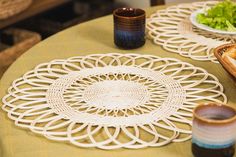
[196,0,236,32]
[226,20,236,31]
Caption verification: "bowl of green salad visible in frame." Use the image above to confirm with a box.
[190,0,236,35]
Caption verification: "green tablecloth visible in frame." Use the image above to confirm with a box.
[0,5,236,157]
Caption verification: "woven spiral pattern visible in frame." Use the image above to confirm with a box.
[147,1,236,63]
[2,53,226,149]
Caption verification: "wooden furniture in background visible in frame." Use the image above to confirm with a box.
[0,0,72,29]
[17,0,116,38]
[150,0,165,6]
[0,0,32,20]
[0,28,41,77]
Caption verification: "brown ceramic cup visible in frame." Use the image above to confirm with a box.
[192,103,236,157]
[113,8,146,49]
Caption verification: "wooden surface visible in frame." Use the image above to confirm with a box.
[0,0,72,29]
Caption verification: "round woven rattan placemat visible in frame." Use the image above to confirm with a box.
[147,1,236,63]
[2,53,226,149]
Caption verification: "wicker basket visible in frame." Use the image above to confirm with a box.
[214,43,236,83]
[0,28,41,77]
[0,0,32,20]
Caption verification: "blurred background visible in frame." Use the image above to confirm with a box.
[0,0,195,77]
[118,0,195,8]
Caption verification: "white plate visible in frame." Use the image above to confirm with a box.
[190,9,236,35]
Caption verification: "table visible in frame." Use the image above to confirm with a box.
[0,4,236,157]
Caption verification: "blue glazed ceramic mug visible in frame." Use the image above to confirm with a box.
[192,103,236,157]
[113,8,146,49]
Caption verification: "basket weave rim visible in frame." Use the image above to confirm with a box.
[214,43,236,79]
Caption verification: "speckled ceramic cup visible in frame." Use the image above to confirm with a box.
[192,103,236,157]
[113,8,146,49]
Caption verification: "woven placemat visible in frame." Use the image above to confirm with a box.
[147,1,236,63]
[2,53,226,149]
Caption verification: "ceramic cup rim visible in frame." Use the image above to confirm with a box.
[113,7,145,20]
[193,103,236,124]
